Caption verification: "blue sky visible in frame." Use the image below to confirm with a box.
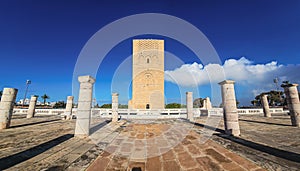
[0,0,299,106]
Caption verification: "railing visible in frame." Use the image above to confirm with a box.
[93,108,195,119]
[13,107,287,118]
[207,108,223,116]
[97,108,191,115]
[237,108,286,115]
[13,108,77,115]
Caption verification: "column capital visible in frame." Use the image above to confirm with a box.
[67,96,74,100]
[218,80,235,85]
[78,75,95,84]
[112,93,119,96]
[3,88,18,94]
[281,83,298,88]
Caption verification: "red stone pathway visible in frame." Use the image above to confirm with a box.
[86,119,265,171]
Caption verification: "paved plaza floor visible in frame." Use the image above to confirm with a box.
[0,113,299,171]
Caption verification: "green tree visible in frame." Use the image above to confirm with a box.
[53,101,66,108]
[251,99,259,106]
[181,104,187,108]
[236,100,240,107]
[193,98,204,108]
[165,103,181,108]
[252,91,285,106]
[41,94,50,105]
[100,104,112,108]
[119,104,128,109]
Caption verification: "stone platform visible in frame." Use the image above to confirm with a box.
[0,113,299,171]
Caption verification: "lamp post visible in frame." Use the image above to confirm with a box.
[22,80,31,107]
[273,77,279,91]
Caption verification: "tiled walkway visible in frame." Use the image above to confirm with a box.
[87,119,265,171]
[2,114,297,170]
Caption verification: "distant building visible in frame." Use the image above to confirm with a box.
[17,98,45,106]
[17,98,30,105]
[50,102,57,106]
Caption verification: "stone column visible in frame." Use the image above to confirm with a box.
[27,95,38,118]
[112,93,119,122]
[205,97,212,109]
[281,83,300,127]
[65,96,74,120]
[186,92,194,121]
[261,94,271,117]
[202,99,207,109]
[0,88,18,129]
[75,75,95,137]
[219,80,240,136]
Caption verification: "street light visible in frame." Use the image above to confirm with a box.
[273,77,279,91]
[22,80,31,107]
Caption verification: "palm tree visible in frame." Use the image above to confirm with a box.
[41,94,50,105]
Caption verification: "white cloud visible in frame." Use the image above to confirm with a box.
[165,57,300,103]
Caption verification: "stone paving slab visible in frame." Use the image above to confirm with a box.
[1,113,299,171]
[0,114,113,171]
[211,114,300,171]
[86,119,265,171]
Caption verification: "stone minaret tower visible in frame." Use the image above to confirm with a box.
[128,39,164,109]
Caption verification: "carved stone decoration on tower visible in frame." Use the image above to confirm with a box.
[128,39,165,109]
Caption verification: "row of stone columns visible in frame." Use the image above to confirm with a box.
[0,90,75,130]
[170,80,300,137]
[186,80,240,136]
[2,75,298,138]
[218,80,300,136]
[0,89,38,129]
[258,84,300,127]
[26,95,74,120]
[73,77,240,138]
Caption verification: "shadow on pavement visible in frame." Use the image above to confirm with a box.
[0,134,74,170]
[239,119,291,127]
[181,118,225,134]
[215,133,300,163]
[193,122,226,134]
[187,119,300,163]
[90,120,111,134]
[10,119,61,128]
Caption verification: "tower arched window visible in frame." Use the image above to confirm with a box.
[147,58,150,63]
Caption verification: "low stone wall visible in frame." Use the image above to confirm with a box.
[207,108,223,116]
[94,108,196,119]
[206,108,287,117]
[237,108,286,115]
[13,107,287,118]
[13,108,76,115]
